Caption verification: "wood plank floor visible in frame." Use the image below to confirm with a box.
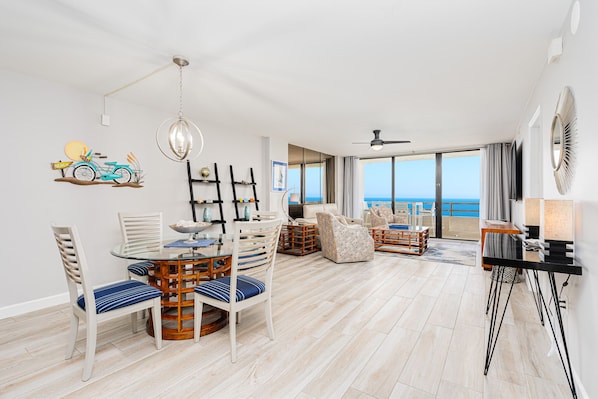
[0,240,571,398]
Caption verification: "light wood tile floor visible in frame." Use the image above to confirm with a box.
[0,241,571,398]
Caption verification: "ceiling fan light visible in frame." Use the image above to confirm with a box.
[371,143,383,151]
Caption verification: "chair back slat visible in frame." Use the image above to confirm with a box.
[118,212,163,249]
[235,221,280,272]
[51,225,96,310]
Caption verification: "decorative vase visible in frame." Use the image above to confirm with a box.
[203,207,212,222]
[244,205,250,221]
[199,167,210,180]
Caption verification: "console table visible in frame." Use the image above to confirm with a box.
[483,233,582,398]
[277,223,319,255]
[480,219,520,270]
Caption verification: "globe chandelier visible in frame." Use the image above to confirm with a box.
[156,56,204,162]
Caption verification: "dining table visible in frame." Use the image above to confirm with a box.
[111,233,234,340]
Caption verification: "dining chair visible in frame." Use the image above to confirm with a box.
[118,211,163,283]
[193,218,282,362]
[51,224,162,381]
[249,210,279,221]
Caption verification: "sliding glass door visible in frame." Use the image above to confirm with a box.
[360,150,480,240]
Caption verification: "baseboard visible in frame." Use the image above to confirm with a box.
[0,292,69,319]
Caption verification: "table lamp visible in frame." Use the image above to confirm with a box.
[524,198,541,239]
[540,199,574,264]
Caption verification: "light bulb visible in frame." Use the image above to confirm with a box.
[168,118,193,160]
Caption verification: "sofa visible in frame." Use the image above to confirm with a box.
[295,203,362,225]
[315,212,374,263]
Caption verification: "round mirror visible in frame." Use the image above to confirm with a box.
[551,114,564,170]
[551,87,577,194]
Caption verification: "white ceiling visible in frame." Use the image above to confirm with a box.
[0,0,571,158]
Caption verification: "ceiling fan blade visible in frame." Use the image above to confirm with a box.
[383,140,411,144]
[352,142,370,144]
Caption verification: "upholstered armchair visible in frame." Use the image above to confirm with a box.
[315,212,374,263]
[369,205,408,227]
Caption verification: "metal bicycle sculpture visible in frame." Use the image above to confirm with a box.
[72,149,133,184]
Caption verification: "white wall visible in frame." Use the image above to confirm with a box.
[514,2,598,397]
[0,69,287,316]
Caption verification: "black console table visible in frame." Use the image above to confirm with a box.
[482,233,582,399]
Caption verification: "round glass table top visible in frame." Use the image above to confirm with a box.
[111,233,234,261]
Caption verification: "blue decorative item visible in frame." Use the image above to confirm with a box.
[244,205,250,221]
[203,207,212,222]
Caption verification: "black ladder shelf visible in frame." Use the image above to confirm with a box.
[186,161,226,233]
[229,165,259,221]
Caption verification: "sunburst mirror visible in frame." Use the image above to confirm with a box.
[551,86,577,194]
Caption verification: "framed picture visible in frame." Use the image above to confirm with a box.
[271,160,287,192]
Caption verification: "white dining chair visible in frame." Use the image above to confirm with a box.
[118,211,163,282]
[51,224,162,381]
[193,219,282,362]
[249,210,279,221]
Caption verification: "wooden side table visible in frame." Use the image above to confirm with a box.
[480,219,520,270]
[277,224,319,255]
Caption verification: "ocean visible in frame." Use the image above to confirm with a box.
[302,197,480,217]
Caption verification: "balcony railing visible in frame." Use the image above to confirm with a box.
[365,200,480,241]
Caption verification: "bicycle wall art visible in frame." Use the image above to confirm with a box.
[51,141,144,188]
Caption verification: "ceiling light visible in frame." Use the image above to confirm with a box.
[156,56,204,162]
[371,142,383,151]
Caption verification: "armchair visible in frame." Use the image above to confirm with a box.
[315,212,374,263]
[369,205,408,227]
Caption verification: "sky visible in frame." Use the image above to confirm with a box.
[288,152,480,201]
[363,154,480,199]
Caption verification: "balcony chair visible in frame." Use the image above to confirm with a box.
[193,219,283,362]
[118,211,163,283]
[315,211,374,263]
[51,225,162,381]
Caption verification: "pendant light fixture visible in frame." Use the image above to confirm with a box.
[156,56,204,162]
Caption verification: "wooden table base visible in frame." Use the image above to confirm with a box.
[148,255,231,340]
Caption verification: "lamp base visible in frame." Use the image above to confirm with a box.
[524,225,539,239]
[540,240,574,264]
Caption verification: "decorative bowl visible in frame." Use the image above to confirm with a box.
[169,221,212,243]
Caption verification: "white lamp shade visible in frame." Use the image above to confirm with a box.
[542,199,574,242]
[524,198,541,225]
[289,193,300,203]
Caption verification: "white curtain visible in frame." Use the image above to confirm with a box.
[343,156,360,218]
[481,143,512,221]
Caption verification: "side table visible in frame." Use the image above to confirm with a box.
[277,223,319,255]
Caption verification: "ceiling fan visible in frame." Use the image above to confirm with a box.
[353,130,411,151]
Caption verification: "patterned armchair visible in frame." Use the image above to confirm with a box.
[369,205,408,227]
[316,212,374,263]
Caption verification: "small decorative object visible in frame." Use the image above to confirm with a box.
[249,197,255,202]
[200,166,210,180]
[203,207,212,222]
[169,220,212,243]
[244,205,250,221]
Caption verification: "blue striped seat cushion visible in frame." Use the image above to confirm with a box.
[77,280,162,313]
[127,261,153,276]
[194,275,265,303]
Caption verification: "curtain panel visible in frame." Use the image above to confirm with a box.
[481,143,512,221]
